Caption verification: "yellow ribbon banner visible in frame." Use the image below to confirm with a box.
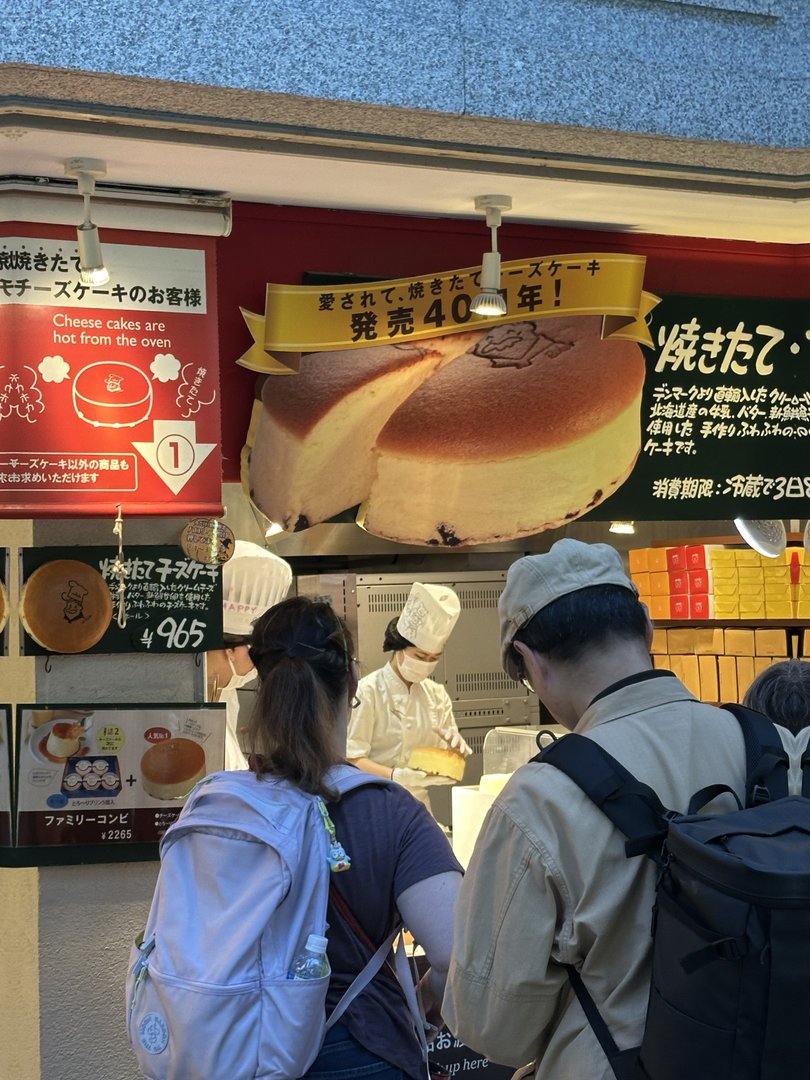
[237,253,660,374]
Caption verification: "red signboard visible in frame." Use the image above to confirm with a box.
[0,227,222,516]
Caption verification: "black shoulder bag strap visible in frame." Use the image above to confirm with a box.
[720,702,789,804]
[532,736,662,1080]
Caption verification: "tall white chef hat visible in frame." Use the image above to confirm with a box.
[396,582,461,653]
[222,540,293,638]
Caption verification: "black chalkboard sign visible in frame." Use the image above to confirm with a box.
[590,294,810,520]
[20,545,223,655]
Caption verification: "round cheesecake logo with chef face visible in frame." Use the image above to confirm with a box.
[139,1012,169,1055]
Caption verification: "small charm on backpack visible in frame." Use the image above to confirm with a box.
[317,798,352,872]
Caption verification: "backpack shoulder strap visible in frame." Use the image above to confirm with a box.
[720,703,789,803]
[534,735,670,863]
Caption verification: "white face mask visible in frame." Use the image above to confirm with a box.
[397,652,438,683]
[222,651,257,693]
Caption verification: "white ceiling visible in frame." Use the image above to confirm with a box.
[1,118,804,244]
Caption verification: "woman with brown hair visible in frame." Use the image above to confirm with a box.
[247,595,463,1080]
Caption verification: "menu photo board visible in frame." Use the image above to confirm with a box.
[20,544,223,655]
[0,706,11,848]
[0,229,222,517]
[15,703,225,851]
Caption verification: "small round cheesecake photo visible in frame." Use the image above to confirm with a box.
[140,737,207,800]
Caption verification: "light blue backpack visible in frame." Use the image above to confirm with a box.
[126,765,427,1080]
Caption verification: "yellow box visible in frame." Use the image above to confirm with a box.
[693,628,725,654]
[647,548,669,573]
[787,547,806,564]
[713,601,740,619]
[711,549,737,567]
[738,568,764,582]
[763,585,792,602]
[763,565,791,581]
[718,656,738,701]
[803,631,810,658]
[650,628,668,655]
[650,571,670,597]
[698,655,719,701]
[648,595,670,620]
[754,629,788,656]
[798,602,810,620]
[712,565,738,581]
[737,581,764,597]
[736,656,756,699]
[633,572,651,595]
[680,654,701,698]
[765,602,794,620]
[667,629,696,654]
[713,581,740,597]
[754,656,775,677]
[735,550,763,566]
[738,598,766,615]
[724,628,756,655]
[629,548,649,574]
[653,653,671,670]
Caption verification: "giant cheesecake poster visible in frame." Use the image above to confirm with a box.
[240,262,810,547]
[0,228,222,517]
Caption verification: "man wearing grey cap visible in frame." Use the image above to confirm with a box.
[443,539,748,1080]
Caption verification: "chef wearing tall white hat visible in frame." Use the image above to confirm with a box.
[347,581,472,806]
[206,540,293,770]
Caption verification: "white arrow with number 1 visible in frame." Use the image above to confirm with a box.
[133,420,217,495]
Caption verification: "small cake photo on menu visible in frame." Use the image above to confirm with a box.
[74,759,93,776]
[92,758,110,774]
[140,737,206,800]
[407,746,466,782]
[20,559,113,654]
[83,773,101,790]
[63,773,82,793]
[44,721,85,761]
[102,772,120,790]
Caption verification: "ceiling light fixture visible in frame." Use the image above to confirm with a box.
[64,157,110,286]
[733,517,787,558]
[609,521,636,535]
[470,194,512,317]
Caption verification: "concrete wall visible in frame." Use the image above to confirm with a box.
[4,0,808,148]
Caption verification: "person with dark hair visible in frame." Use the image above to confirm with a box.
[443,539,749,1080]
[744,659,810,736]
[347,582,472,806]
[247,595,462,1079]
[205,540,292,769]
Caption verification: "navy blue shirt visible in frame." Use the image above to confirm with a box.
[325,781,462,1079]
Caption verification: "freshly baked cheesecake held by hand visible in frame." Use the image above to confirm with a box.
[361,316,646,546]
[249,331,485,531]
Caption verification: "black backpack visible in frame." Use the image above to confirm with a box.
[535,705,810,1080]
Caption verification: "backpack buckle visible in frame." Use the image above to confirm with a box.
[751,783,771,806]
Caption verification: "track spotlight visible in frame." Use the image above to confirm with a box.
[64,157,110,286]
[733,518,786,558]
[470,195,511,317]
[609,521,636,535]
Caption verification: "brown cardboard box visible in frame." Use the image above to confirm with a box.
[736,656,756,700]
[693,628,725,654]
[653,654,671,670]
[680,654,701,698]
[666,628,696,654]
[698,655,719,701]
[717,655,738,701]
[754,629,788,656]
[724,628,756,656]
[650,628,668,655]
[754,657,774,677]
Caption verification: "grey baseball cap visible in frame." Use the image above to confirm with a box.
[499,539,638,680]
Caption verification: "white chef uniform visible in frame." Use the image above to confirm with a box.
[347,582,462,802]
[217,541,292,770]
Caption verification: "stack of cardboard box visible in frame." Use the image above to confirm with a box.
[630,545,804,619]
[651,626,790,703]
